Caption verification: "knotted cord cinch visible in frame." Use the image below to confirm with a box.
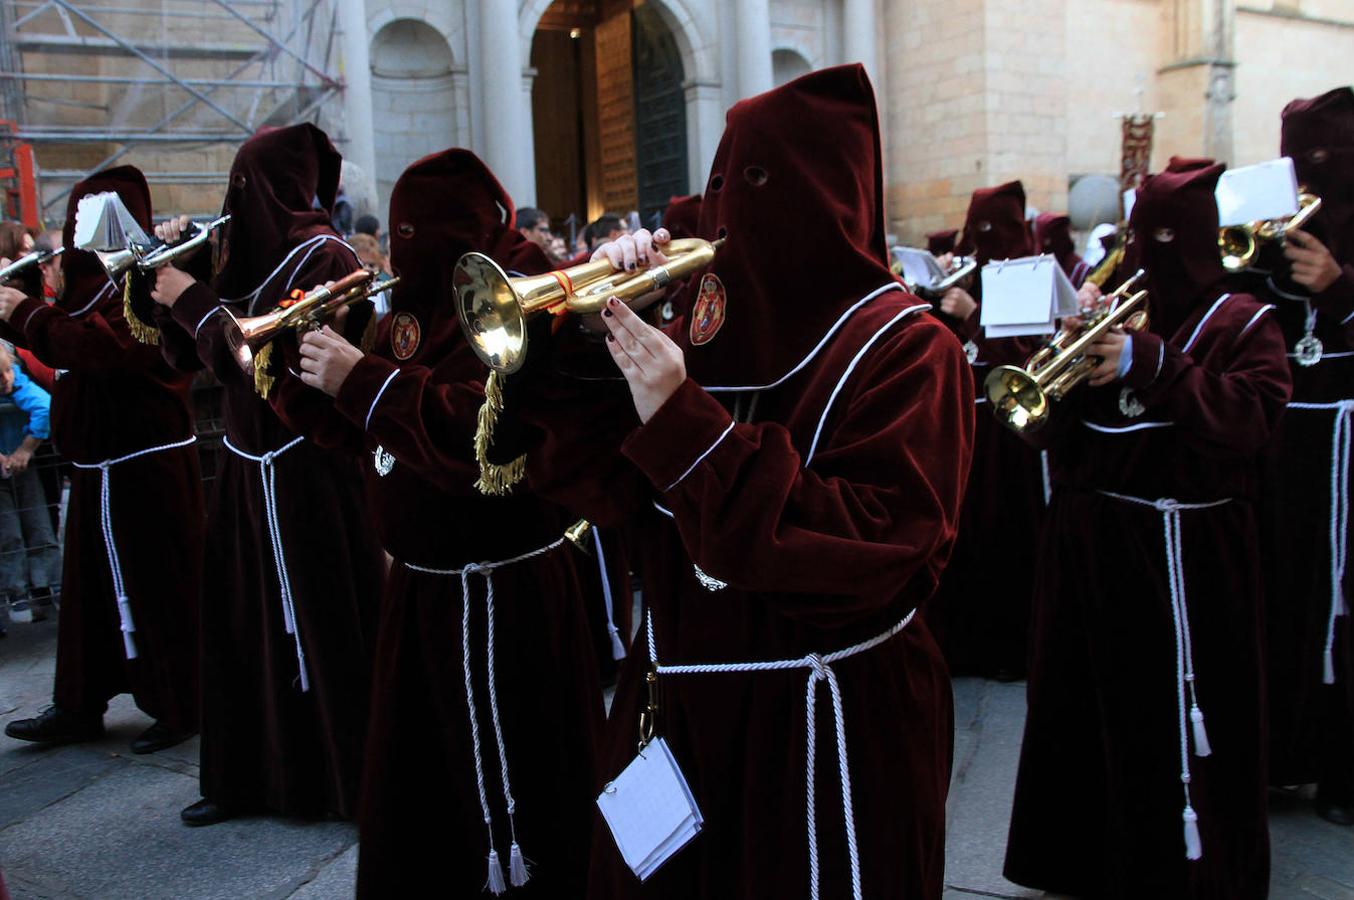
[1100,491,1230,860]
[645,607,917,900]
[405,536,565,894]
[224,435,308,691]
[71,435,197,660]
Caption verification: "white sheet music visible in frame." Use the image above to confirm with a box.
[891,246,947,289]
[980,255,1078,338]
[73,191,152,252]
[596,737,703,881]
[1216,157,1299,227]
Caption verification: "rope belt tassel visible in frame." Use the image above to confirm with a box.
[72,435,198,661]
[1100,491,1230,860]
[405,537,565,894]
[224,436,309,692]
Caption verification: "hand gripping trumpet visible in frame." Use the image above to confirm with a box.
[90,215,231,282]
[902,255,978,301]
[222,269,397,380]
[1218,191,1322,272]
[984,269,1149,434]
[454,237,724,374]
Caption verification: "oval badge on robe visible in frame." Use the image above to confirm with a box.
[689,273,726,346]
[390,312,420,361]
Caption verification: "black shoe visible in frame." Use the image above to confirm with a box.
[130,720,194,755]
[180,798,232,827]
[4,706,104,745]
[1315,797,1354,826]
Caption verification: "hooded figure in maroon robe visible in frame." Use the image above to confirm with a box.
[506,64,972,900]
[278,148,604,896]
[926,228,958,258]
[1004,162,1290,899]
[1256,87,1354,823]
[926,180,1046,680]
[1,166,203,750]
[1033,212,1090,286]
[152,123,384,823]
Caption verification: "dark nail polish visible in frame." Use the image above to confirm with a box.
[606,334,615,342]
[603,309,613,317]
[627,262,636,270]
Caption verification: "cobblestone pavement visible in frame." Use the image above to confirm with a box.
[2,620,1351,898]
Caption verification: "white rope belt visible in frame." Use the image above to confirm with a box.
[1288,400,1354,684]
[71,435,198,660]
[644,607,918,900]
[403,536,567,895]
[592,527,626,660]
[1099,490,1231,861]
[223,435,309,691]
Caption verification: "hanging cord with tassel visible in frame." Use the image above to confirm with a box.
[475,370,527,495]
[122,272,160,345]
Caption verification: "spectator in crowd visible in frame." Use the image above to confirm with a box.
[546,233,568,262]
[586,212,628,251]
[353,214,384,254]
[331,180,354,236]
[517,206,552,250]
[348,232,393,319]
[0,343,58,628]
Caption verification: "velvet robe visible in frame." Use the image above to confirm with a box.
[320,320,605,897]
[1254,264,1354,798]
[518,295,973,900]
[7,285,202,732]
[159,235,383,818]
[1003,290,1291,899]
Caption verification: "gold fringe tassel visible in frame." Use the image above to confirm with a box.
[253,341,276,398]
[122,275,160,345]
[474,369,527,496]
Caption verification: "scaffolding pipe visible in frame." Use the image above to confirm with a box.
[47,0,253,132]
[0,72,316,89]
[206,0,338,88]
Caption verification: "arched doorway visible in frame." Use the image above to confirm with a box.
[529,1,689,240]
[370,19,458,217]
[773,48,813,87]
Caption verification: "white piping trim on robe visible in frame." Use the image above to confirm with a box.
[702,283,913,393]
[403,537,567,893]
[1098,490,1231,860]
[1081,419,1174,434]
[70,435,198,659]
[218,234,360,310]
[645,607,917,900]
[223,435,310,691]
[1288,400,1354,683]
[64,278,118,318]
[1182,293,1232,355]
[664,420,736,492]
[804,304,929,467]
[1239,305,1275,339]
[364,369,401,431]
[593,526,626,660]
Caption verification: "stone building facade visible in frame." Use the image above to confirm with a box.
[5,0,1353,243]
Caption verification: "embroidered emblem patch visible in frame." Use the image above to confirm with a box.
[692,564,727,592]
[1295,334,1324,367]
[1118,387,1145,418]
[689,273,726,346]
[373,445,395,477]
[391,312,420,361]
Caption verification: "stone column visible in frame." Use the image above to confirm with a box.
[733,0,773,99]
[843,0,877,84]
[477,0,530,201]
[336,0,377,215]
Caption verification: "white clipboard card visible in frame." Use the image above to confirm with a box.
[1215,157,1300,227]
[596,737,704,881]
[979,255,1079,338]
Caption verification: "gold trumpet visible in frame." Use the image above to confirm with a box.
[1084,227,1127,288]
[1219,191,1322,272]
[0,246,62,283]
[455,237,724,374]
[984,269,1149,434]
[223,269,395,377]
[92,215,231,281]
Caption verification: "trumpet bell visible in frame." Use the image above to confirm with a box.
[94,247,137,281]
[454,252,531,375]
[985,364,1050,433]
